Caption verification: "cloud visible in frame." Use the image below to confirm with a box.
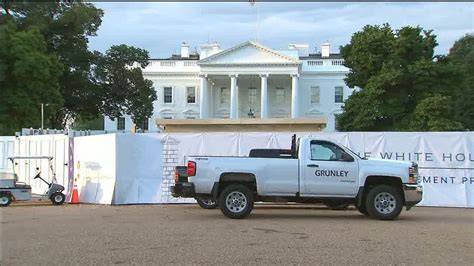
[88,2,473,57]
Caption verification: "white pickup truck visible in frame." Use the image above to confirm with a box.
[172,136,423,220]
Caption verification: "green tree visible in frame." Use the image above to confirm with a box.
[0,22,63,135]
[337,24,464,131]
[447,34,474,130]
[1,1,104,128]
[408,94,463,131]
[93,45,156,124]
[72,116,104,130]
[1,1,157,131]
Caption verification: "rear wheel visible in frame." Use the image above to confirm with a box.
[0,194,12,207]
[51,192,65,205]
[196,197,218,209]
[365,185,403,220]
[219,185,254,219]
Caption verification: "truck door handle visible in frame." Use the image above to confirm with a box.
[307,164,319,168]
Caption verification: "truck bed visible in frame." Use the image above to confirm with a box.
[187,155,299,196]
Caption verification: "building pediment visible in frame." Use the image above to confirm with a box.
[198,41,299,66]
[306,108,324,116]
[158,108,176,114]
[182,109,199,115]
[216,108,230,115]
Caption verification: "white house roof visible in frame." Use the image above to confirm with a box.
[198,41,300,66]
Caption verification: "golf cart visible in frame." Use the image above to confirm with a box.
[0,156,66,207]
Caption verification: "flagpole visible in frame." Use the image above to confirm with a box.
[249,0,259,42]
[256,3,259,42]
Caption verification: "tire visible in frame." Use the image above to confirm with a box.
[0,194,12,207]
[219,184,254,219]
[51,192,65,205]
[323,200,350,210]
[365,185,403,220]
[196,197,218,209]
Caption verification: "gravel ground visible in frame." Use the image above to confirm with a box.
[1,204,473,265]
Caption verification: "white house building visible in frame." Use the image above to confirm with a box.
[104,40,353,132]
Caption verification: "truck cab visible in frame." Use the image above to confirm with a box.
[172,136,423,220]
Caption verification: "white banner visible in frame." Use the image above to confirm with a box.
[69,132,472,207]
[169,132,473,208]
[74,134,117,204]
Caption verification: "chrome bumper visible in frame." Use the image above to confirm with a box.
[403,184,423,210]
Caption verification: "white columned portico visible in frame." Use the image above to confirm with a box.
[230,74,238,119]
[260,74,269,118]
[291,74,299,118]
[199,74,209,118]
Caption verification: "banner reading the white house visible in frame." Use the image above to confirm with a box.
[307,132,474,208]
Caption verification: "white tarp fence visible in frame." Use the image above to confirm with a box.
[0,136,15,172]
[1,134,70,196]
[70,132,473,207]
[73,134,193,204]
[74,134,117,204]
[115,133,165,204]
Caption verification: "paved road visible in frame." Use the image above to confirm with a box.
[1,204,473,265]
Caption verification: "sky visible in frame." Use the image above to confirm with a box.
[88,2,474,58]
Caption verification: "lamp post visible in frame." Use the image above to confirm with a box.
[41,103,49,130]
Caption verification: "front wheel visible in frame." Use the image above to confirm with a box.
[365,185,403,220]
[51,192,65,205]
[219,185,254,219]
[0,194,12,207]
[196,197,218,209]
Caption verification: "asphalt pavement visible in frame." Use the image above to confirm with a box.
[1,204,473,265]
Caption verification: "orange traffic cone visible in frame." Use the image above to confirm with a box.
[70,186,79,204]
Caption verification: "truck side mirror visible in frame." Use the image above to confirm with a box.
[341,153,354,162]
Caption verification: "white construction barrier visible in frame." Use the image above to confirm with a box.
[4,132,472,207]
[73,134,194,204]
[74,134,117,204]
[114,133,172,204]
[0,136,15,172]
[10,134,69,196]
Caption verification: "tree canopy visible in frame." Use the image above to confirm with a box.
[0,1,156,135]
[447,34,474,130]
[337,24,470,131]
[0,22,63,134]
[93,45,156,124]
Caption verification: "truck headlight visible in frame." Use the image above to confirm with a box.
[409,163,418,184]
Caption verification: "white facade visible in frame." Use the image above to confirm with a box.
[104,41,353,131]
